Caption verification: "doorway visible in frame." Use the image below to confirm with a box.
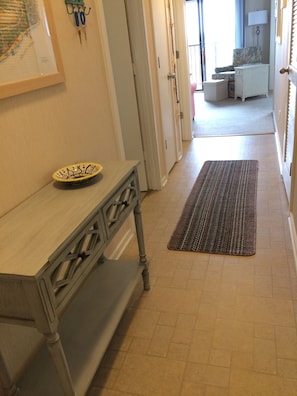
[101,0,148,191]
[97,0,189,186]
[97,0,212,188]
[278,0,297,203]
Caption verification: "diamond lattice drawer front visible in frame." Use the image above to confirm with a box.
[103,172,138,238]
[45,212,106,310]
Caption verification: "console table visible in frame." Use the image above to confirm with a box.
[0,160,150,395]
[234,64,269,102]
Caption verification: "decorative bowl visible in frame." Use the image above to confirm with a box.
[52,162,103,183]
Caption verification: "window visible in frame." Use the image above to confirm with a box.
[203,0,235,79]
[185,0,236,85]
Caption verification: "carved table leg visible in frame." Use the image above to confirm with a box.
[46,332,75,396]
[133,201,150,290]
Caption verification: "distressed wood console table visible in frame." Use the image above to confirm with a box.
[0,161,150,396]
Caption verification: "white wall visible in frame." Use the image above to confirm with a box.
[0,0,122,218]
[245,0,271,64]
[0,0,124,382]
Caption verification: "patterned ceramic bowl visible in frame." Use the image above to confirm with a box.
[52,162,103,183]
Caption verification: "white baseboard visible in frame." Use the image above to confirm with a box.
[161,175,168,188]
[288,213,297,272]
[107,228,135,260]
[272,112,283,174]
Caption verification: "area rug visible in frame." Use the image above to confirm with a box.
[167,160,258,256]
[192,93,275,137]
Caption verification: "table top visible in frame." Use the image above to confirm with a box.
[0,160,138,277]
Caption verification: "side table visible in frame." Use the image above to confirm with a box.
[234,64,269,102]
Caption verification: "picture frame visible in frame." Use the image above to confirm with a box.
[0,0,64,100]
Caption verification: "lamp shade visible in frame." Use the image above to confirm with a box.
[248,10,268,26]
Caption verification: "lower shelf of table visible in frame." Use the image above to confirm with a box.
[17,259,144,396]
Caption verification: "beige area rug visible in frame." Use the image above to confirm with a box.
[192,92,275,137]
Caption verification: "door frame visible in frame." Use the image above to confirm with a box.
[276,0,297,269]
[125,0,168,188]
[94,0,166,190]
[94,0,193,185]
[172,0,193,141]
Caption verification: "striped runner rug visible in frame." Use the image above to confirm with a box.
[167,160,258,256]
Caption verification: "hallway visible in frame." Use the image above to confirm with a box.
[88,134,297,395]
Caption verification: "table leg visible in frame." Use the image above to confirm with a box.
[133,201,150,290]
[46,332,75,396]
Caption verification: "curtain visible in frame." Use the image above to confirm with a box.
[185,0,241,81]
[203,0,236,79]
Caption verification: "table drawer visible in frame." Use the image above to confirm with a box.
[44,212,106,310]
[103,171,139,238]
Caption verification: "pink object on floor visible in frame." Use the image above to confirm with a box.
[190,82,197,119]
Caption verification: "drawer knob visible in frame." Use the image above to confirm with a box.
[114,200,129,207]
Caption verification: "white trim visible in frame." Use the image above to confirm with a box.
[288,213,297,272]
[173,0,193,141]
[269,0,276,90]
[126,0,164,191]
[93,1,126,160]
[273,111,283,174]
[107,228,135,260]
[161,175,169,188]
[94,0,166,191]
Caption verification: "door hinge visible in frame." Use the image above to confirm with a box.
[176,50,180,59]
[180,111,184,119]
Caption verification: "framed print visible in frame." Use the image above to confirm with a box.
[0,0,64,99]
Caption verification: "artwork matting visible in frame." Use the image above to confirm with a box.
[0,0,64,100]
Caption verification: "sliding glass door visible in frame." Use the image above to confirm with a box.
[185,0,236,88]
[203,0,235,80]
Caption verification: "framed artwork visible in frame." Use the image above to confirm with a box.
[0,0,64,99]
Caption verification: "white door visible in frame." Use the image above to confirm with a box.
[165,0,183,162]
[102,0,148,191]
[281,0,297,200]
[151,0,183,173]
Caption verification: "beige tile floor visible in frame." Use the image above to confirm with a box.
[88,134,297,396]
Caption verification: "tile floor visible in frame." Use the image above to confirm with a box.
[88,134,297,396]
